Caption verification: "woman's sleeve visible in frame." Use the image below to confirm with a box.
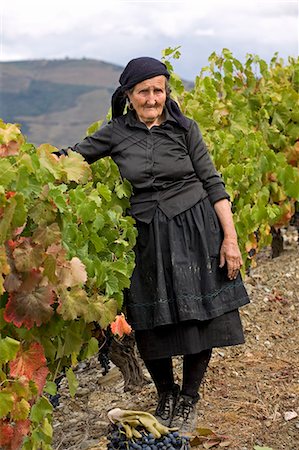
[58,121,113,164]
[187,120,230,205]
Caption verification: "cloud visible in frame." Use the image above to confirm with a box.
[1,0,298,79]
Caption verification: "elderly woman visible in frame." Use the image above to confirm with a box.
[59,57,250,433]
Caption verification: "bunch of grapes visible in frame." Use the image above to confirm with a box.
[107,425,190,450]
[48,373,65,408]
[98,329,113,375]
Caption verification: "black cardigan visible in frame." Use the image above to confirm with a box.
[60,108,230,223]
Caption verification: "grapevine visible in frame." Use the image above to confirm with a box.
[163,48,299,268]
[0,48,298,448]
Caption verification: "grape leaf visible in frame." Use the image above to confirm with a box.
[0,160,16,187]
[0,337,20,364]
[31,366,49,395]
[0,199,17,245]
[0,392,14,418]
[10,398,30,421]
[110,313,132,337]
[0,122,24,146]
[57,287,89,321]
[0,420,14,446]
[66,368,79,398]
[3,273,22,292]
[60,151,91,183]
[13,240,44,272]
[9,342,47,380]
[4,285,54,329]
[10,419,31,450]
[59,257,87,287]
[32,223,61,249]
[37,144,62,179]
[30,397,52,424]
[86,294,118,328]
[0,141,20,158]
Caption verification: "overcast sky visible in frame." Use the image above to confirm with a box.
[1,0,298,80]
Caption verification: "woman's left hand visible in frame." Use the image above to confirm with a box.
[219,237,243,280]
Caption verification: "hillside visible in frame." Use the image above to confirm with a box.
[0,58,124,148]
[1,58,193,149]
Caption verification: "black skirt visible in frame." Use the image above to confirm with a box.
[125,197,250,359]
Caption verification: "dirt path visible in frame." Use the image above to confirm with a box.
[52,229,299,450]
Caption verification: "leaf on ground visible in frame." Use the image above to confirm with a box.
[9,342,47,380]
[4,285,54,329]
[191,428,230,449]
[203,441,222,449]
[253,447,274,450]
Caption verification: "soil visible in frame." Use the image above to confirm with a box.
[52,227,299,450]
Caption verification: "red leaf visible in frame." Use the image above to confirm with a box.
[32,366,49,395]
[4,285,54,329]
[0,421,14,446]
[9,342,47,380]
[5,191,16,199]
[110,313,132,337]
[10,419,31,450]
[0,141,20,157]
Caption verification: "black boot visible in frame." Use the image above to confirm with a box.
[154,384,180,426]
[171,393,200,433]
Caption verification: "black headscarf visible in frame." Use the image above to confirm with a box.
[111,57,190,130]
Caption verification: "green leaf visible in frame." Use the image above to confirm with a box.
[77,200,97,222]
[97,182,112,202]
[0,391,14,417]
[0,159,16,186]
[44,381,57,396]
[30,396,53,423]
[11,398,30,420]
[0,197,17,244]
[84,337,99,359]
[0,336,20,363]
[86,295,118,328]
[253,447,273,450]
[66,367,79,397]
[86,120,103,136]
[58,287,89,321]
[63,321,86,356]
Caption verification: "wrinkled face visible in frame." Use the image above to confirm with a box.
[127,75,167,127]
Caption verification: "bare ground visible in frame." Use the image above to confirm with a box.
[52,228,299,450]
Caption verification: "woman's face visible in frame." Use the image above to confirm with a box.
[127,75,167,127]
